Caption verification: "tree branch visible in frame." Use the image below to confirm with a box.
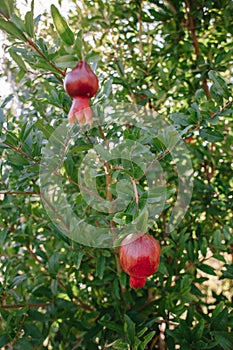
[185,0,211,100]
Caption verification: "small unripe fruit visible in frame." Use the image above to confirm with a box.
[119,233,161,289]
[64,61,99,125]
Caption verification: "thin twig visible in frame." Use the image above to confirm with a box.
[27,39,66,77]
[0,302,51,309]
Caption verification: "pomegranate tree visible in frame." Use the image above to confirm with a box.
[64,61,98,125]
[119,233,161,289]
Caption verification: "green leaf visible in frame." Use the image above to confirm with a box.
[208,70,230,99]
[212,307,229,331]
[95,255,105,280]
[9,48,27,71]
[98,318,124,334]
[135,209,148,233]
[14,338,33,350]
[48,252,60,276]
[192,319,204,340]
[51,4,74,45]
[0,18,27,41]
[25,10,34,38]
[197,263,216,276]
[0,0,14,18]
[0,108,5,125]
[213,331,233,350]
[35,119,55,139]
[170,113,190,126]
[0,334,11,348]
[0,94,14,108]
[54,55,78,68]
[75,250,84,269]
[9,274,28,288]
[24,322,43,340]
[124,314,135,346]
[108,339,129,349]
[115,58,125,76]
[140,331,156,350]
[113,278,120,300]
[221,264,233,279]
[199,127,224,142]
[0,228,7,245]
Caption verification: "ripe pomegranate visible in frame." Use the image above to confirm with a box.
[119,233,161,289]
[64,61,99,125]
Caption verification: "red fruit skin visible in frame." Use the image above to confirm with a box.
[119,233,161,289]
[64,61,99,98]
[129,276,146,289]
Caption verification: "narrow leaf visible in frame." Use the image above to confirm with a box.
[197,263,216,276]
[96,255,105,280]
[25,10,34,38]
[51,5,74,45]
[0,94,14,108]
[116,58,125,76]
[9,49,27,71]
[124,314,135,346]
[0,18,27,41]
[0,0,14,18]
[140,331,156,349]
[214,331,233,350]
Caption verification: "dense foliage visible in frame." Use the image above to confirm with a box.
[0,0,233,349]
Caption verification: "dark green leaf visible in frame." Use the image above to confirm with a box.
[95,255,105,280]
[221,264,233,279]
[14,338,33,350]
[48,252,60,276]
[208,70,230,99]
[200,128,224,142]
[197,263,216,276]
[213,331,233,350]
[24,322,43,340]
[99,318,124,334]
[115,58,125,76]
[0,334,11,348]
[124,314,135,346]
[192,319,204,340]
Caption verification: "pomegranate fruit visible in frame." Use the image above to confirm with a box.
[64,61,98,125]
[119,233,161,289]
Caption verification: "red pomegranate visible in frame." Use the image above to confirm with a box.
[119,233,161,289]
[64,61,98,125]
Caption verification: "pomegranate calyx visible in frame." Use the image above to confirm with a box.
[129,276,146,289]
[68,97,92,125]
